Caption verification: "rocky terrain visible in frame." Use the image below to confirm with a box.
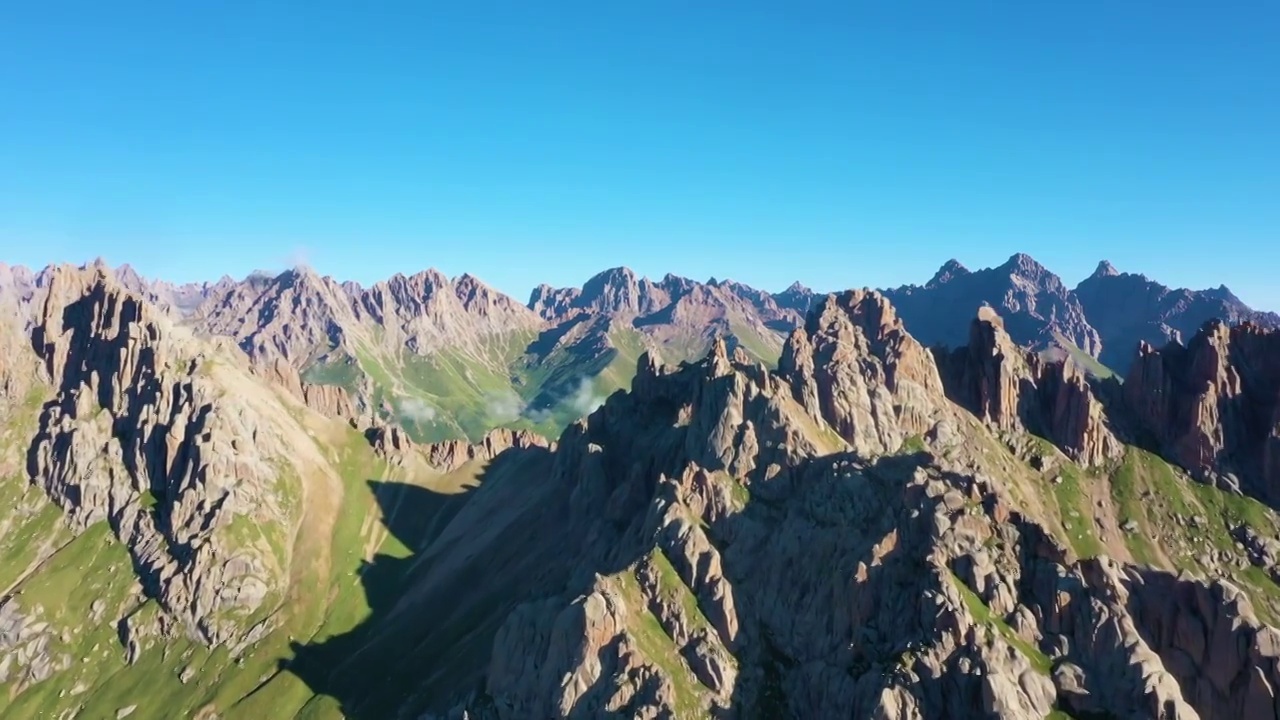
[2,257,1279,718]
[288,291,1280,720]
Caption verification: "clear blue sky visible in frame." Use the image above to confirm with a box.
[2,2,1277,308]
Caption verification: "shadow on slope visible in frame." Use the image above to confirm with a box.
[282,444,558,719]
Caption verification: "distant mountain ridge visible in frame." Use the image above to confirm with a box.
[882,253,1280,377]
[3,253,1275,442]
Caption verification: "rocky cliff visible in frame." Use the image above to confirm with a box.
[5,257,1280,719]
[25,265,324,648]
[1126,320,1280,502]
[779,289,949,456]
[530,266,805,367]
[938,307,1124,467]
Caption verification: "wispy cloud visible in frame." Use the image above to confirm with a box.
[518,378,607,425]
[397,397,437,424]
[567,377,607,415]
[486,391,526,423]
[284,245,312,271]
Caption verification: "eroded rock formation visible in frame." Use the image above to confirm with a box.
[24,266,319,647]
[1126,321,1280,501]
[938,307,1124,466]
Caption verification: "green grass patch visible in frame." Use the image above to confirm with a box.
[1049,333,1116,380]
[614,571,705,717]
[899,434,927,455]
[726,320,783,368]
[649,550,715,636]
[950,571,1052,675]
[1049,464,1103,560]
[1108,451,1161,566]
[301,352,363,394]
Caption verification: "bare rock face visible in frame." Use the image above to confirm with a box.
[351,270,541,355]
[1124,570,1280,720]
[258,356,360,420]
[191,267,357,365]
[1076,259,1280,373]
[421,428,551,472]
[939,307,1123,466]
[160,279,1278,720]
[529,267,804,370]
[778,289,948,455]
[939,306,1033,432]
[883,253,1102,358]
[466,328,1273,719]
[25,266,313,647]
[194,266,541,368]
[1126,321,1280,501]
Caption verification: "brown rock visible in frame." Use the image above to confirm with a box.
[938,307,1123,466]
[421,428,550,472]
[1126,321,1280,500]
[779,289,948,455]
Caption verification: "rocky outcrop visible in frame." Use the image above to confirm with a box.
[529,267,810,371]
[1125,570,1280,720]
[191,266,357,365]
[773,281,817,315]
[779,289,949,455]
[939,307,1123,466]
[421,428,551,472]
[0,599,69,688]
[25,266,311,647]
[258,357,361,421]
[1077,259,1280,373]
[1125,321,1280,501]
[467,326,1273,719]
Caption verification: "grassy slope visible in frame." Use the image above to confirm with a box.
[302,317,787,445]
[0,403,493,720]
[1107,447,1280,624]
[949,571,1052,675]
[992,428,1280,627]
[1049,332,1117,380]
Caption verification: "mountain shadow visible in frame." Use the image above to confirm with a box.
[282,444,559,719]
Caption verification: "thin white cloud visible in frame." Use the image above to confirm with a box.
[486,391,526,423]
[397,397,437,424]
[567,377,607,415]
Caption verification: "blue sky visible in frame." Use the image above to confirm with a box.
[2,2,1277,308]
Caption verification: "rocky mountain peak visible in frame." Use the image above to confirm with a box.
[527,282,580,320]
[1002,252,1047,276]
[774,280,817,314]
[8,256,1280,718]
[927,258,971,286]
[577,266,650,317]
[24,264,326,649]
[884,254,1101,358]
[780,290,949,455]
[1076,260,1280,373]
[1092,260,1120,278]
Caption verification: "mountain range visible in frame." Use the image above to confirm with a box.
[4,253,1273,446]
[1,254,1279,718]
